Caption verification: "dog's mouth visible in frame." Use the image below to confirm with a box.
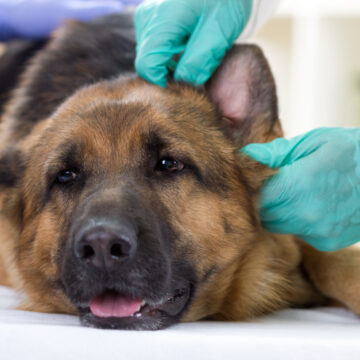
[79,286,191,330]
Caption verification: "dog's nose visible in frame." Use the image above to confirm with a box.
[74,224,137,268]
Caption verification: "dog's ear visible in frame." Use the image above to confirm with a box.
[0,150,24,187]
[207,45,282,191]
[206,44,282,148]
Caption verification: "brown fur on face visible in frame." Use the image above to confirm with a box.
[6,78,266,317]
[0,14,360,330]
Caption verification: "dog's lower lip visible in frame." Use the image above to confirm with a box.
[132,287,188,317]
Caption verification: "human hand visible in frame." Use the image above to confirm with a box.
[134,0,252,87]
[241,127,360,251]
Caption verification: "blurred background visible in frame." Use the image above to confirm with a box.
[252,0,360,137]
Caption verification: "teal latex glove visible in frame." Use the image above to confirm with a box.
[134,0,252,87]
[241,127,360,251]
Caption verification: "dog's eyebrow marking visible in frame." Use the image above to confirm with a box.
[146,132,166,154]
[56,143,81,167]
[45,143,81,177]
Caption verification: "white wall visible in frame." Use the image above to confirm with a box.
[251,0,360,137]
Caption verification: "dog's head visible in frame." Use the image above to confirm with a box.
[0,44,281,330]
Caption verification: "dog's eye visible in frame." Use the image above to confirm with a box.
[56,170,77,185]
[156,158,184,173]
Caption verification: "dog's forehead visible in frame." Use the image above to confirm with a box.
[43,79,229,160]
[77,79,216,133]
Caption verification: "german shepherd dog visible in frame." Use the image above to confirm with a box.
[0,13,359,330]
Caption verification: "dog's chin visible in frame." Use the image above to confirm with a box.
[77,286,192,330]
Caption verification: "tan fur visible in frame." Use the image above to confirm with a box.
[302,243,360,315]
[0,33,359,325]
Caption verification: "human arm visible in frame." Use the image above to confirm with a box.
[0,0,143,41]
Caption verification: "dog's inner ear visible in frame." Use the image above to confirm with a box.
[206,45,282,147]
[0,150,24,187]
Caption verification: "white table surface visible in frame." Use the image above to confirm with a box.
[0,285,359,360]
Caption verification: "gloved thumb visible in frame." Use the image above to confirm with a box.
[240,138,296,168]
[240,129,325,168]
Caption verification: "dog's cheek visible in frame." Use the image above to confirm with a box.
[17,208,76,314]
[159,177,254,321]
[182,260,241,322]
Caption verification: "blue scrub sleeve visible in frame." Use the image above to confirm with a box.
[0,0,143,41]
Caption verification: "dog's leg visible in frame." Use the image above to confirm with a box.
[301,242,360,315]
[0,227,11,287]
[211,234,325,321]
[0,259,10,287]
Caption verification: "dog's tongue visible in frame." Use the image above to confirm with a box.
[90,291,142,318]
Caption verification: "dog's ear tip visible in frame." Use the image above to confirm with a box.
[206,43,281,146]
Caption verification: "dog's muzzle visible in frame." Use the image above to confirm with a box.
[60,188,194,330]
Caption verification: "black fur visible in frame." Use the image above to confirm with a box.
[0,150,23,187]
[1,13,136,143]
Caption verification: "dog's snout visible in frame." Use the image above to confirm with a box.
[74,223,137,268]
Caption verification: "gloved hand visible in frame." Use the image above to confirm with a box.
[135,0,252,87]
[0,0,142,41]
[241,127,360,251]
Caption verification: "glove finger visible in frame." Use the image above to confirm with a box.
[173,22,227,85]
[135,1,200,87]
[134,0,158,45]
[240,127,334,168]
[258,156,321,234]
[241,138,294,168]
[258,164,298,230]
[173,2,243,85]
